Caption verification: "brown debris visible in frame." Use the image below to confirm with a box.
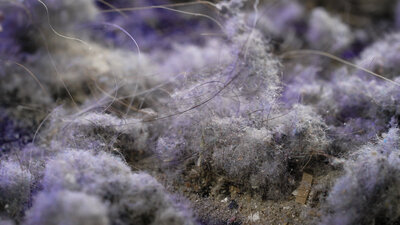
[295,173,313,204]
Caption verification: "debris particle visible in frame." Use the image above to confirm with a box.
[248,212,260,222]
[294,172,313,204]
[228,200,238,210]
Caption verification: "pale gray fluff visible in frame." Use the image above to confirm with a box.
[356,32,400,78]
[320,128,400,225]
[34,0,99,32]
[0,161,32,221]
[207,104,329,196]
[54,112,149,157]
[0,218,15,225]
[42,150,196,225]
[306,8,354,52]
[24,191,109,225]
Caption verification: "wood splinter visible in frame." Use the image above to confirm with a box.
[294,172,313,204]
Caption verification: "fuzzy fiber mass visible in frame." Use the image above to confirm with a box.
[1,0,400,225]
